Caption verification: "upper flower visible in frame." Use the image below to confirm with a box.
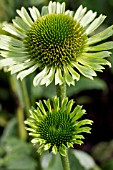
[0,1,113,86]
[25,97,93,156]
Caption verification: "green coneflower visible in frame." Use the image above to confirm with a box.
[25,97,93,156]
[0,1,113,86]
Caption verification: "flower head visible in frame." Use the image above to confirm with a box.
[0,1,113,86]
[25,97,93,156]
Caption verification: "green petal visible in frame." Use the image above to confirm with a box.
[3,23,26,39]
[36,100,47,115]
[75,127,91,134]
[76,119,93,128]
[65,10,74,17]
[77,56,111,68]
[67,65,80,81]
[17,63,39,80]
[71,106,86,122]
[17,7,33,26]
[83,51,111,58]
[44,143,51,151]
[73,140,83,145]
[61,2,65,14]
[64,66,75,86]
[0,58,16,66]
[48,1,57,14]
[40,67,55,86]
[66,99,74,114]
[31,138,40,144]
[67,142,73,148]
[87,41,113,51]
[52,145,58,154]
[0,40,25,52]
[55,68,64,85]
[9,61,34,74]
[86,14,106,35]
[74,5,87,21]
[73,135,85,139]
[12,16,30,32]
[33,67,48,86]
[80,10,97,27]
[41,6,48,16]
[38,145,45,154]
[53,97,59,112]
[0,51,28,59]
[29,7,40,21]
[61,98,68,112]
[88,25,113,45]
[59,144,67,157]
[44,99,52,112]
[72,62,97,79]
[0,35,24,47]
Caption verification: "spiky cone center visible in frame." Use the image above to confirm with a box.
[25,98,93,155]
[24,14,87,69]
[37,110,74,150]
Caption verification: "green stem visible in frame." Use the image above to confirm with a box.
[56,83,66,105]
[60,152,70,170]
[21,79,30,116]
[56,83,70,170]
[16,107,27,141]
[9,75,27,141]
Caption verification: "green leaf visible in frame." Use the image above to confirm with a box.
[1,118,18,143]
[68,150,85,170]
[70,149,96,169]
[67,77,108,97]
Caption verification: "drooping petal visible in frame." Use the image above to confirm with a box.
[9,60,35,74]
[55,68,64,85]
[33,67,49,86]
[72,62,97,79]
[17,63,39,80]
[67,65,80,81]
[64,66,75,86]
[40,67,55,86]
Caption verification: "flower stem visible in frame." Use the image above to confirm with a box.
[60,152,70,170]
[16,107,27,141]
[21,79,30,116]
[56,83,66,105]
[56,83,70,170]
[9,75,27,141]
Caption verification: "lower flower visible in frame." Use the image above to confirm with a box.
[25,97,93,156]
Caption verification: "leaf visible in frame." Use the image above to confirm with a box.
[71,149,96,169]
[0,137,37,170]
[68,150,85,170]
[67,77,108,97]
[44,153,63,170]
[1,118,18,143]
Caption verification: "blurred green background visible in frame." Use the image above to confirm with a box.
[0,0,113,170]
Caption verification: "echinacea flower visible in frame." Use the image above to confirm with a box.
[0,1,113,86]
[25,97,93,156]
